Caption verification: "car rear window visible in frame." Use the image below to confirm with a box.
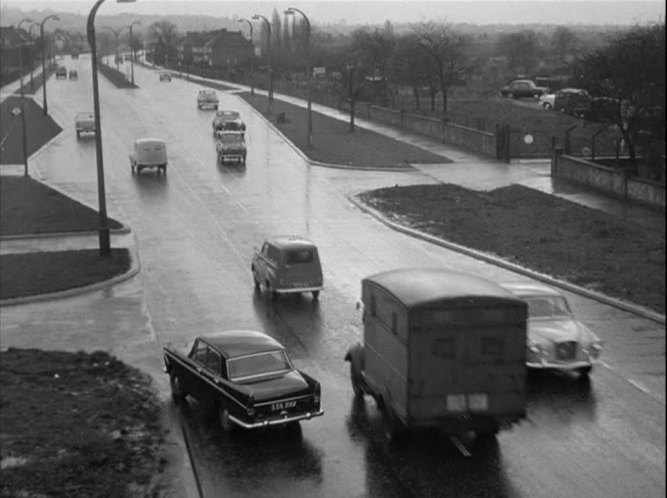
[227,351,291,381]
[286,249,314,264]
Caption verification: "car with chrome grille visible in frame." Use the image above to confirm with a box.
[212,110,245,133]
[197,89,219,109]
[501,282,602,377]
[163,330,323,433]
[75,112,96,139]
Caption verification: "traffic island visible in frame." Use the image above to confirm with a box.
[12,64,58,96]
[238,91,451,169]
[98,62,138,89]
[0,348,170,497]
[0,96,62,165]
[359,183,665,314]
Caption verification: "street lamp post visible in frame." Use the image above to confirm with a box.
[40,14,60,116]
[128,20,141,85]
[286,8,312,148]
[88,0,136,257]
[17,17,33,177]
[103,26,127,71]
[238,18,254,96]
[28,23,40,90]
[252,14,272,113]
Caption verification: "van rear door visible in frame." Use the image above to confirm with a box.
[281,247,322,287]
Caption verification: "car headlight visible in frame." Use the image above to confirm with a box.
[528,343,542,354]
[246,406,255,416]
[446,394,466,412]
[589,342,603,358]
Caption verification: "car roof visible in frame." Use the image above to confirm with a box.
[500,281,564,298]
[201,330,284,358]
[200,89,216,94]
[76,112,94,118]
[216,110,239,117]
[364,268,521,309]
[511,79,533,84]
[134,138,165,146]
[266,235,317,250]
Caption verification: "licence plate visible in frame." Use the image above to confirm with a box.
[271,400,297,411]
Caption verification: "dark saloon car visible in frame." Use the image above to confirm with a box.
[500,79,548,99]
[163,330,323,432]
[55,66,67,79]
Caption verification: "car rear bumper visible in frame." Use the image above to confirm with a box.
[229,410,324,429]
[275,286,323,294]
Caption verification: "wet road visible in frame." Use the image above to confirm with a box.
[1,56,664,497]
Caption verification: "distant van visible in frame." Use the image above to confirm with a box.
[130,138,168,174]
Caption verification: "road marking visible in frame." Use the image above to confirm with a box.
[236,201,249,214]
[599,360,653,395]
[449,436,471,457]
[627,379,651,394]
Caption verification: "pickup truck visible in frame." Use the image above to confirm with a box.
[345,268,528,442]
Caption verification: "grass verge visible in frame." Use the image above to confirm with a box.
[237,92,451,169]
[0,176,123,236]
[0,248,131,299]
[0,96,62,165]
[360,184,665,313]
[0,348,167,497]
[98,62,138,89]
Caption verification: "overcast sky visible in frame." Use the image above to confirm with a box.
[2,0,665,25]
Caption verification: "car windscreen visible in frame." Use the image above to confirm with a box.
[227,351,291,381]
[218,134,243,144]
[525,296,572,318]
[285,249,314,264]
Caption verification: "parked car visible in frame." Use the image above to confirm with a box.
[215,131,247,164]
[251,236,323,300]
[539,92,556,110]
[197,89,219,110]
[163,330,324,432]
[501,282,602,377]
[345,269,528,442]
[129,138,168,174]
[71,51,79,60]
[159,71,172,82]
[553,88,592,117]
[55,66,67,79]
[68,70,78,81]
[500,79,548,99]
[212,110,245,133]
[75,112,95,139]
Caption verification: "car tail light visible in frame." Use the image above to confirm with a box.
[313,384,321,405]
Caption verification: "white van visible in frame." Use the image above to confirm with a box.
[130,138,168,174]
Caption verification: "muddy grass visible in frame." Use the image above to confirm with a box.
[360,184,665,313]
[0,349,168,497]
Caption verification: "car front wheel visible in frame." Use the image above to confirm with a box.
[218,404,235,433]
[169,372,187,401]
[543,102,552,110]
[578,365,592,377]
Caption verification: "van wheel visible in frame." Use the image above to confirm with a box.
[218,404,235,433]
[252,273,260,292]
[312,290,320,300]
[350,363,364,398]
[382,405,405,443]
[266,283,277,301]
[578,365,592,377]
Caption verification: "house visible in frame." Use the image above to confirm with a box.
[0,26,28,67]
[177,29,252,69]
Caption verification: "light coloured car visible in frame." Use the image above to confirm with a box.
[75,112,95,139]
[159,71,172,82]
[539,93,556,110]
[501,282,602,377]
[251,236,323,300]
[130,138,168,174]
[197,89,219,110]
[215,131,247,164]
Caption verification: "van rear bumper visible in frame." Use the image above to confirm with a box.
[527,359,594,370]
[407,412,525,434]
[275,286,323,294]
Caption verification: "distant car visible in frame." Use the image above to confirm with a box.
[75,112,95,139]
[68,70,78,81]
[197,89,219,110]
[212,110,245,133]
[251,236,324,300]
[553,88,592,117]
[500,79,548,99]
[71,52,79,60]
[215,131,247,164]
[501,282,603,377]
[55,66,67,79]
[130,138,168,174]
[159,71,172,82]
[539,92,556,110]
[163,330,324,432]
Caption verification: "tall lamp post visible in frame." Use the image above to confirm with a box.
[28,23,41,90]
[40,15,60,116]
[17,17,33,177]
[103,25,127,70]
[286,7,312,148]
[88,0,136,257]
[252,14,272,113]
[238,18,254,96]
[128,20,141,85]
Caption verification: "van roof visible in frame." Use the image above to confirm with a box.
[364,268,521,308]
[134,138,165,146]
[269,235,317,250]
[499,281,563,298]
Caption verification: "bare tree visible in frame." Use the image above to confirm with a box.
[330,42,368,132]
[349,23,395,105]
[412,21,468,113]
[497,30,539,75]
[149,20,178,67]
[551,26,577,66]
